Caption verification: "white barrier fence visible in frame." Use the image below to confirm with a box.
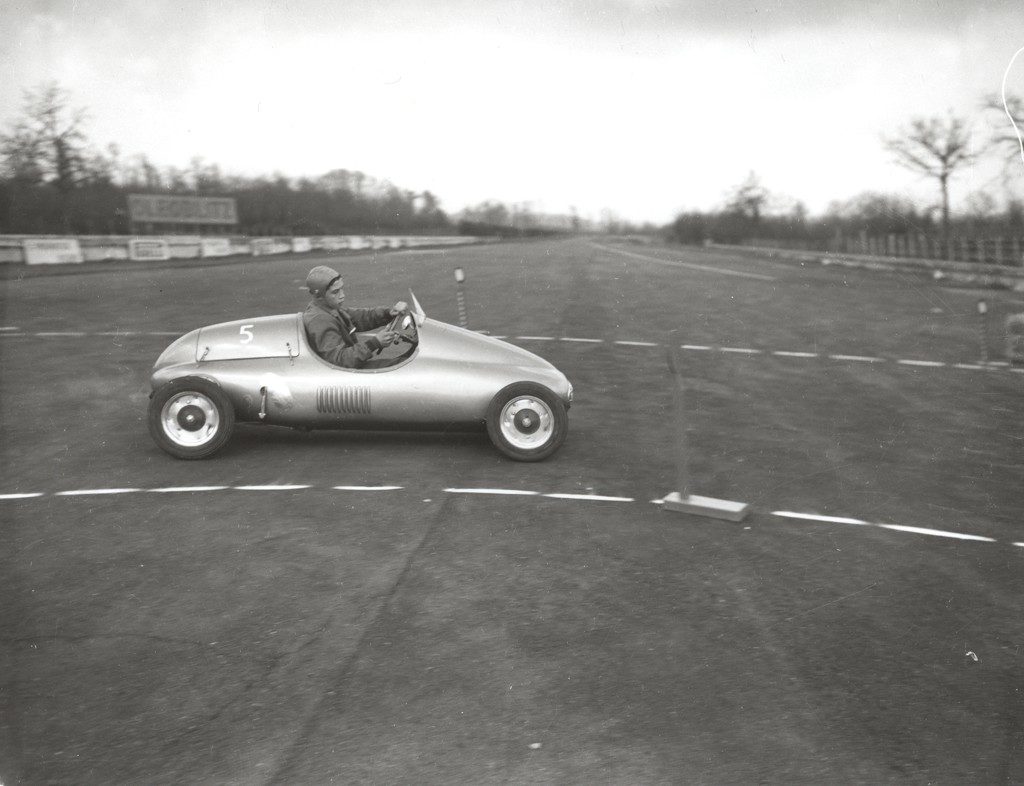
[0,234,483,265]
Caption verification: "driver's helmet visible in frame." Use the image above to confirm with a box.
[306,265,341,296]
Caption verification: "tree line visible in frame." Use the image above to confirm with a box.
[0,83,455,236]
[670,95,1024,251]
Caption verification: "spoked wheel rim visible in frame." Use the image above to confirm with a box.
[498,395,554,450]
[160,392,222,448]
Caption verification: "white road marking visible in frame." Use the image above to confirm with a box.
[877,523,996,542]
[1014,542,1024,548]
[544,493,635,502]
[4,327,1019,378]
[55,488,140,496]
[444,488,539,496]
[594,243,776,281]
[773,510,995,542]
[772,511,869,525]
[829,354,884,363]
[2,486,1013,548]
[149,486,229,493]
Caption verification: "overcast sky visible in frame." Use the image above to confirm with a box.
[1,0,1022,223]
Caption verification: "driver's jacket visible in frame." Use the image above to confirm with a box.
[303,300,392,368]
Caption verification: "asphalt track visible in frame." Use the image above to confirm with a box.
[1,238,1022,784]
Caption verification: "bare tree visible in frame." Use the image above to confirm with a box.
[981,91,1024,183]
[725,171,770,222]
[0,82,90,192]
[884,113,979,243]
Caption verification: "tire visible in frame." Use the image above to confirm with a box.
[485,382,568,461]
[148,377,235,459]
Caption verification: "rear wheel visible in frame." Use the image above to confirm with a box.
[485,382,567,461]
[148,377,235,459]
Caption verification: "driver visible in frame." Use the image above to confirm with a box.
[303,265,408,368]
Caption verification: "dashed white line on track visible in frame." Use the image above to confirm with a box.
[444,488,539,496]
[771,510,995,542]
[55,488,140,496]
[829,354,884,363]
[773,351,819,358]
[897,360,946,367]
[681,344,712,351]
[0,326,19,331]
[720,347,761,354]
[1,487,1013,547]
[615,340,659,347]
[515,335,555,341]
[149,486,229,493]
[561,337,603,343]
[36,331,87,337]
[877,523,995,542]
[772,511,870,526]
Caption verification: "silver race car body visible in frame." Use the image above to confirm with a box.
[148,294,572,460]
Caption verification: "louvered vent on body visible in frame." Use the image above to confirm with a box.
[316,387,371,414]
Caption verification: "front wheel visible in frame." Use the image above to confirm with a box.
[148,377,235,459]
[485,382,568,461]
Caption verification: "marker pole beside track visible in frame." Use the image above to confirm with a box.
[661,336,750,522]
[455,267,469,328]
[977,299,990,364]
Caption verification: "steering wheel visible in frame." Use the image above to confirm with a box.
[384,311,418,346]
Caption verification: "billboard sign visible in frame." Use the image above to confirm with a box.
[128,238,171,261]
[127,194,238,226]
[23,238,84,265]
[201,238,232,258]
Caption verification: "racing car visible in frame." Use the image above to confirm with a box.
[147,293,572,461]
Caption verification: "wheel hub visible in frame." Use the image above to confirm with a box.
[160,392,221,448]
[498,395,554,450]
[177,404,207,431]
[513,408,540,434]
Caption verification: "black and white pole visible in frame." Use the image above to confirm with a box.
[977,299,989,364]
[455,266,469,328]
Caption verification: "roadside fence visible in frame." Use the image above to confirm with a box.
[744,234,1024,266]
[0,234,483,265]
